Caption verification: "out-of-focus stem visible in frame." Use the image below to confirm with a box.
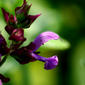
[0,55,7,67]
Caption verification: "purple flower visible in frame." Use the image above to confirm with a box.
[11,31,59,70]
[32,31,59,70]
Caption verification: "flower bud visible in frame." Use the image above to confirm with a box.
[9,29,26,41]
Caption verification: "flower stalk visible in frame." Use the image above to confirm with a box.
[0,0,60,84]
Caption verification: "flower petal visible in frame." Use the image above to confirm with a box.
[44,56,58,70]
[31,53,58,70]
[33,31,59,51]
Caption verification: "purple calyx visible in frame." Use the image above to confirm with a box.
[9,28,26,41]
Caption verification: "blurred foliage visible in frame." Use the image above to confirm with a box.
[0,0,85,85]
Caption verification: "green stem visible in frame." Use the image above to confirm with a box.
[0,55,7,67]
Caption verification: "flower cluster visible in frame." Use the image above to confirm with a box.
[0,0,59,84]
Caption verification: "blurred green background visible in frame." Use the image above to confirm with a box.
[0,0,85,85]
